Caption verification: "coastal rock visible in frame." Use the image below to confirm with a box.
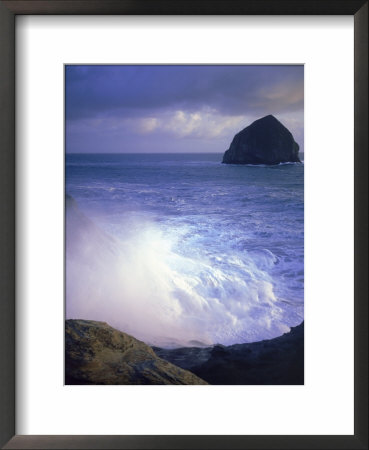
[154,322,304,385]
[65,320,208,385]
[222,115,300,165]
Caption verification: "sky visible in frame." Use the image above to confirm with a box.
[65,65,304,154]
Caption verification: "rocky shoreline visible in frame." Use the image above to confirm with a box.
[154,322,304,385]
[66,320,207,385]
[66,319,303,385]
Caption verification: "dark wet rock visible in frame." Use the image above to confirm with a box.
[222,115,300,165]
[154,322,304,385]
[152,345,213,371]
[65,320,208,385]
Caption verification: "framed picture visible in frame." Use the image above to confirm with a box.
[0,1,367,449]
[65,63,305,387]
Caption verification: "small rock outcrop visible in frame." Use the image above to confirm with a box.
[222,115,300,165]
[65,320,208,385]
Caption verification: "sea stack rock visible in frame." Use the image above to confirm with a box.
[222,115,300,165]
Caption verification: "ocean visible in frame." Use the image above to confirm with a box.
[66,153,304,348]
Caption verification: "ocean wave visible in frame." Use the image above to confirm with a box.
[66,210,303,347]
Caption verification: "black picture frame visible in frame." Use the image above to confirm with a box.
[0,1,367,449]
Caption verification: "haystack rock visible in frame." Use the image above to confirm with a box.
[222,115,300,165]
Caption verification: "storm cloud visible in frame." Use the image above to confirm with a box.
[66,65,304,153]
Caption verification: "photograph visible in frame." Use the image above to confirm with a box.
[1,1,366,447]
[65,64,304,385]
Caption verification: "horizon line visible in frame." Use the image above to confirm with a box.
[65,151,225,155]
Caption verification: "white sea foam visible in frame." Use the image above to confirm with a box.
[66,212,301,347]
